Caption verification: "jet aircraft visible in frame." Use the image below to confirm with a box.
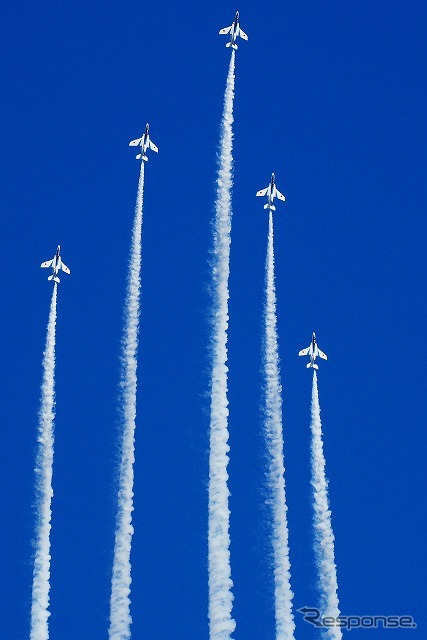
[256,173,286,211]
[40,245,71,283]
[219,11,248,49]
[298,333,328,369]
[129,123,158,161]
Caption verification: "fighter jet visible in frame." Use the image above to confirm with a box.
[40,245,71,283]
[129,123,158,161]
[219,11,248,49]
[298,333,328,369]
[256,173,286,211]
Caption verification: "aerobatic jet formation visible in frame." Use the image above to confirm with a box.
[219,11,248,49]
[40,245,71,283]
[256,173,286,211]
[129,123,159,161]
[299,333,328,369]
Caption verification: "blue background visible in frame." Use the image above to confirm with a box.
[0,1,425,638]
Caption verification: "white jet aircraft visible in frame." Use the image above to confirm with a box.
[129,123,158,161]
[298,333,328,369]
[219,11,248,49]
[41,245,71,283]
[256,173,286,211]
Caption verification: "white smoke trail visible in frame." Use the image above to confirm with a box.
[262,211,295,640]
[109,161,145,640]
[208,50,236,640]
[310,371,342,640]
[30,283,58,640]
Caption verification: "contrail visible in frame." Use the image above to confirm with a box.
[30,283,58,640]
[109,161,145,640]
[310,371,342,640]
[262,211,295,640]
[208,50,236,640]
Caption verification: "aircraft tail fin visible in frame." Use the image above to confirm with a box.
[48,275,60,283]
[307,362,318,369]
[226,42,237,49]
[136,153,148,161]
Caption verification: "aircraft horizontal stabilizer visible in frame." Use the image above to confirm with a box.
[48,275,60,283]
[263,203,269,209]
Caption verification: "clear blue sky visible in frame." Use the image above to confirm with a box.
[0,1,425,638]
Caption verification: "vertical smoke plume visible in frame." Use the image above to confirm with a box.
[310,371,342,640]
[262,211,295,640]
[109,161,145,640]
[208,50,236,640]
[30,283,58,640]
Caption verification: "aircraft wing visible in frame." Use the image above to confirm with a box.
[276,189,286,202]
[149,140,159,153]
[317,348,328,360]
[61,262,71,275]
[219,25,232,35]
[256,187,268,197]
[239,29,249,41]
[298,347,310,356]
[129,138,142,147]
[41,259,53,268]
